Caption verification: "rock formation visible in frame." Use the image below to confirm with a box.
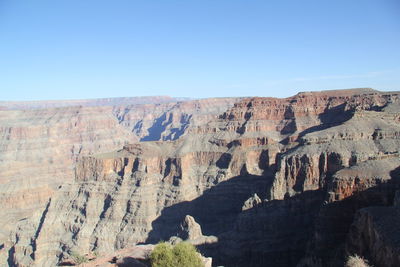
[168,215,218,246]
[2,88,400,267]
[178,215,203,241]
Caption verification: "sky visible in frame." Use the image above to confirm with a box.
[0,0,399,100]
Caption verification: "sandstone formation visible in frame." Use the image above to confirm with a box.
[2,88,400,267]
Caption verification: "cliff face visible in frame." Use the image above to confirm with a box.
[346,190,400,267]
[209,89,400,266]
[3,89,400,267]
[0,106,136,244]
[10,131,271,266]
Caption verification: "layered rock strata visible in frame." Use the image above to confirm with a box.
[0,97,238,264]
[113,97,240,141]
[0,106,137,245]
[3,88,400,267]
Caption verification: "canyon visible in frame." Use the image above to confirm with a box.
[1,88,400,267]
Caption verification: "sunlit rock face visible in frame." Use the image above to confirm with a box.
[3,89,400,267]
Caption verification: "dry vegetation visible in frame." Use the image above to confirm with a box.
[345,255,372,267]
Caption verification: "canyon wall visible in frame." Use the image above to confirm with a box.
[0,97,238,265]
[2,89,400,266]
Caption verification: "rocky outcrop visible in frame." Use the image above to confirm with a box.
[178,215,203,241]
[168,215,218,247]
[242,193,262,211]
[3,89,400,267]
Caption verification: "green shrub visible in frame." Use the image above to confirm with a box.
[150,242,203,267]
[172,242,203,267]
[70,251,88,265]
[149,242,175,267]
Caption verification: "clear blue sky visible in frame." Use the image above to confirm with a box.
[0,0,399,100]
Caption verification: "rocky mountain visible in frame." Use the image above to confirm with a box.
[2,89,400,267]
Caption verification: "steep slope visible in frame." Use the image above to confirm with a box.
[0,106,137,244]
[346,190,400,267]
[6,88,400,266]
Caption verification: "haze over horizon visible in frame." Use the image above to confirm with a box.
[1,0,399,101]
[0,88,395,103]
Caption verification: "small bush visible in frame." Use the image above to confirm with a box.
[346,255,372,267]
[70,251,88,265]
[149,242,175,267]
[150,242,203,267]
[172,242,203,267]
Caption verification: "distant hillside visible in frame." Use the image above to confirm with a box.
[0,96,191,110]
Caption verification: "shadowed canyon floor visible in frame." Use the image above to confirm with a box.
[1,89,400,267]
